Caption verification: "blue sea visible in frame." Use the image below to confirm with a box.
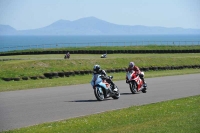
[0,35,200,52]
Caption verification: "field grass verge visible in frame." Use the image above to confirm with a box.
[0,53,200,79]
[0,68,200,92]
[2,95,199,133]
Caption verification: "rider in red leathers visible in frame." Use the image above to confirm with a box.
[126,62,147,87]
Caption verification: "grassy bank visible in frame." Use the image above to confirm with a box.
[0,69,200,92]
[0,53,200,79]
[3,95,200,133]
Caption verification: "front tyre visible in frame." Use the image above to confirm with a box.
[94,87,105,101]
[130,81,137,94]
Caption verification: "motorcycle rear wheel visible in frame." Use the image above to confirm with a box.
[142,88,147,93]
[112,86,120,99]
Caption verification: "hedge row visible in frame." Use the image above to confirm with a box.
[2,65,200,81]
[1,49,200,56]
[0,59,22,61]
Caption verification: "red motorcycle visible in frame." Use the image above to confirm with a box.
[126,70,147,94]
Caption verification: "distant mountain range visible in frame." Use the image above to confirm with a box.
[1,17,200,35]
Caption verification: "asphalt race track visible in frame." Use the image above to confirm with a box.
[0,74,200,131]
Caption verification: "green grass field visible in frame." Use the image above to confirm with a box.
[1,53,200,78]
[1,46,200,132]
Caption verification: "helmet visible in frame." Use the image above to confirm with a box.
[93,64,101,73]
[129,62,135,68]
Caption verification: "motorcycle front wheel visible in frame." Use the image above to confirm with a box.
[94,87,105,101]
[129,81,137,94]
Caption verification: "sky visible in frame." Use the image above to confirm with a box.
[0,0,200,30]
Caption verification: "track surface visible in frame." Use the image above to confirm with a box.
[0,74,200,131]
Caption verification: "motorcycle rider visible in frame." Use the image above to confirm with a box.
[65,52,70,59]
[90,64,114,96]
[126,62,147,87]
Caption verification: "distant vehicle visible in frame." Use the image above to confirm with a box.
[64,52,70,59]
[101,53,107,58]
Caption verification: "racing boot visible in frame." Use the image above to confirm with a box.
[113,87,118,92]
[111,84,118,92]
[138,80,146,92]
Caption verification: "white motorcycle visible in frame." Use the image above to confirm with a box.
[101,53,107,58]
[93,75,120,101]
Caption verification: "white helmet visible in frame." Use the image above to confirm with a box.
[129,62,135,68]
